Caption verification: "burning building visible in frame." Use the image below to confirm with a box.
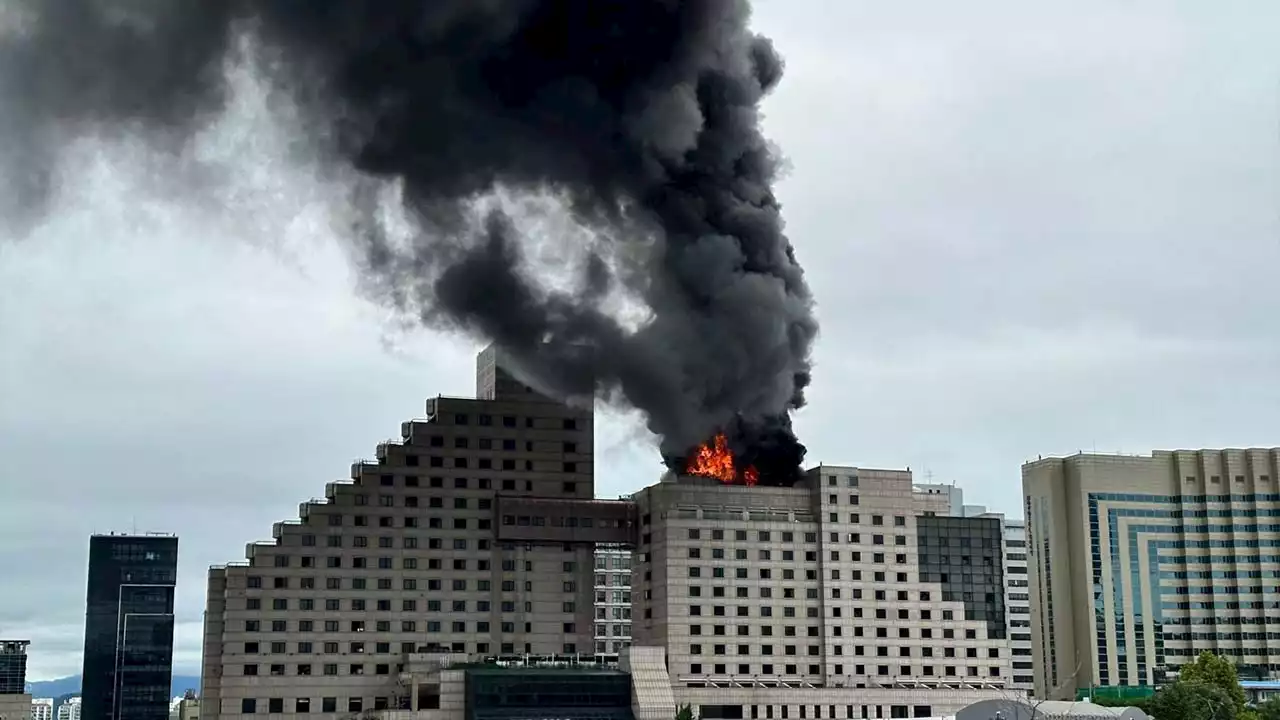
[628,465,1016,718]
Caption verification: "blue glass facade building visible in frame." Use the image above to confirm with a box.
[1024,450,1280,700]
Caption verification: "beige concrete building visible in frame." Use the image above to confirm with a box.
[1023,449,1280,700]
[170,691,200,720]
[0,695,30,720]
[197,342,1029,720]
[200,346,636,719]
[630,466,1017,718]
[595,545,634,658]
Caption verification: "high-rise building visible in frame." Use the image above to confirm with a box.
[629,465,1014,718]
[1023,449,1280,700]
[199,346,635,719]
[957,506,1034,696]
[31,698,53,720]
[55,698,80,720]
[1001,519,1033,691]
[81,534,179,720]
[0,641,27,695]
[0,641,30,720]
[593,545,634,658]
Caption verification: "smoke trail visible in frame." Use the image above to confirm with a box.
[0,0,818,460]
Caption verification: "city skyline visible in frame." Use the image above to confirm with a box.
[6,0,1280,683]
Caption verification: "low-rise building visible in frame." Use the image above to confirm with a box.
[170,690,199,720]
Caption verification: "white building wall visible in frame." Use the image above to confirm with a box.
[30,698,52,720]
[55,698,80,720]
[1003,520,1034,693]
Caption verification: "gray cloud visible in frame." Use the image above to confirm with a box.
[4,0,1280,679]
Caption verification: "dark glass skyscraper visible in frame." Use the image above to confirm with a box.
[0,640,29,693]
[81,534,178,720]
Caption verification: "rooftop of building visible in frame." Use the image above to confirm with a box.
[1025,448,1280,466]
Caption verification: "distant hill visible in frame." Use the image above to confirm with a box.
[27,674,201,698]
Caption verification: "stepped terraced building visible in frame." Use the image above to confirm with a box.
[201,347,638,719]
[200,345,1020,720]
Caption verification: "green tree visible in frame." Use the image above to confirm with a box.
[1181,651,1248,715]
[676,705,695,720]
[1149,682,1237,720]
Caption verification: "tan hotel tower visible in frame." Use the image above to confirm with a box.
[1024,449,1280,700]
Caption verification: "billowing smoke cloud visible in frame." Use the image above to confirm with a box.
[0,0,817,466]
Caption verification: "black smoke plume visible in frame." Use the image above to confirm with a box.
[0,0,817,472]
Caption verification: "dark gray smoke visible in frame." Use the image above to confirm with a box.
[0,0,818,462]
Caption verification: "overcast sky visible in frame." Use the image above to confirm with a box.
[3,0,1279,681]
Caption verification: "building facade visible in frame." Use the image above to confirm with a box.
[56,699,80,720]
[594,545,634,659]
[959,507,1034,696]
[200,347,635,720]
[81,534,179,720]
[169,691,200,720]
[630,466,1015,718]
[1024,449,1280,700]
[1002,520,1033,692]
[31,698,53,720]
[0,641,27,695]
[913,483,965,517]
[0,641,30,720]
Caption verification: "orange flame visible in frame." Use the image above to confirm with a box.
[686,433,760,487]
